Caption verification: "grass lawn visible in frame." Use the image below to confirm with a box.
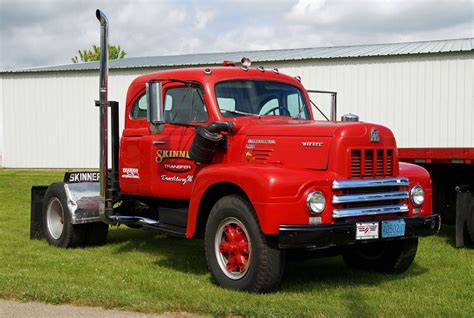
[0,169,473,317]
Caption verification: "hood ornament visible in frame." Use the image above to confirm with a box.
[370,128,380,143]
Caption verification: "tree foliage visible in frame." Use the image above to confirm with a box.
[71,44,126,63]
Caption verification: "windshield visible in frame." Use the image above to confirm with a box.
[215,80,310,119]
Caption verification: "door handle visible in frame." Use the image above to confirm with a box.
[153,141,166,145]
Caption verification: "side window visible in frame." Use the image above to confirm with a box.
[287,93,305,117]
[130,94,147,119]
[165,87,208,124]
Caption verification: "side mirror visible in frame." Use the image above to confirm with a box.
[146,82,164,125]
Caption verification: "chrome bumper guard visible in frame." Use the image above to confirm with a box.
[332,177,410,219]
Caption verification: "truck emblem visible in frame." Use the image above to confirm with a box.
[370,128,380,143]
[248,139,276,144]
[301,142,323,147]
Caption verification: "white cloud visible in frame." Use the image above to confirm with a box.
[0,0,472,70]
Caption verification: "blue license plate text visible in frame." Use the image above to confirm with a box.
[382,220,405,238]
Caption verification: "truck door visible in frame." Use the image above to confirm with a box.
[149,83,209,200]
[120,89,149,196]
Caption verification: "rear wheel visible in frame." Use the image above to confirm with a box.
[342,238,418,274]
[43,182,108,248]
[43,182,86,248]
[204,195,285,292]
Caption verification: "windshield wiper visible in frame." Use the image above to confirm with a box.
[223,109,258,117]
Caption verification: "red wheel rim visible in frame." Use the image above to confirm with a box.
[215,217,251,280]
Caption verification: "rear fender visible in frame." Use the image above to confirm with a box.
[30,171,101,240]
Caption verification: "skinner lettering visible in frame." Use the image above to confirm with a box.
[156,150,190,163]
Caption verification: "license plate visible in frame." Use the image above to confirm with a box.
[356,222,379,240]
[382,220,406,238]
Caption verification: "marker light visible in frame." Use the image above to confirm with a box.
[241,57,251,67]
[245,151,255,163]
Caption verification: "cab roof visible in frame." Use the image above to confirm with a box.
[130,66,301,87]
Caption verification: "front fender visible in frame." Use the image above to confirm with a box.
[186,164,335,237]
[399,162,433,216]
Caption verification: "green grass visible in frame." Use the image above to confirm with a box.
[0,169,473,317]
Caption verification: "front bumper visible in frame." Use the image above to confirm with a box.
[279,214,440,249]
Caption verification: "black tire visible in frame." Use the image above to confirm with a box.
[43,182,86,248]
[466,194,474,244]
[84,222,109,246]
[204,194,285,292]
[342,238,418,274]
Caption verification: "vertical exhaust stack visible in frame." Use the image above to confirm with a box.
[96,9,113,223]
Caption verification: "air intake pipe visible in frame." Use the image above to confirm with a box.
[189,122,235,164]
[96,9,114,223]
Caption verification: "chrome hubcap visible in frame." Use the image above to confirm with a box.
[46,198,64,240]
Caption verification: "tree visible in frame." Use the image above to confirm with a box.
[71,44,126,63]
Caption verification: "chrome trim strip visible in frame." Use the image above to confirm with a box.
[333,204,409,218]
[332,191,409,204]
[333,177,409,189]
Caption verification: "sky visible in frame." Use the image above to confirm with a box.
[0,0,473,70]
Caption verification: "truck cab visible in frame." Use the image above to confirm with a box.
[113,64,438,289]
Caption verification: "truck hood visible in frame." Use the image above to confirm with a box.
[239,118,396,171]
[241,119,340,137]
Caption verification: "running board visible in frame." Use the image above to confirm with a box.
[109,215,186,238]
[143,222,187,238]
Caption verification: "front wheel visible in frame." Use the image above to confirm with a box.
[204,195,285,292]
[342,238,418,274]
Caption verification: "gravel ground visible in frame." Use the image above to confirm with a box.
[0,300,196,318]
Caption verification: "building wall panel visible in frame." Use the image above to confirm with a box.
[276,53,473,148]
[1,53,472,168]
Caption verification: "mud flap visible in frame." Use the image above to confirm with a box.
[455,188,474,247]
[30,186,48,239]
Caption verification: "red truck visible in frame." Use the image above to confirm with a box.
[30,10,440,292]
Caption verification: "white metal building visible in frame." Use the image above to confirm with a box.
[0,38,473,168]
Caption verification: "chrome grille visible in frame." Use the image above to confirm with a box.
[332,177,409,219]
[351,149,393,178]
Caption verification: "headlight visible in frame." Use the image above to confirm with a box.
[410,185,425,206]
[307,191,326,214]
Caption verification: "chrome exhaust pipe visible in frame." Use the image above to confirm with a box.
[95,10,160,228]
[96,9,113,223]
